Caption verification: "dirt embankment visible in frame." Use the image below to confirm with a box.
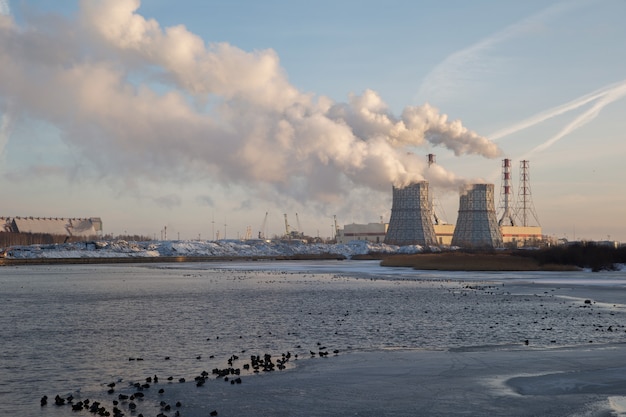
[380,252,580,271]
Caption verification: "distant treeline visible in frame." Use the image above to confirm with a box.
[0,232,154,248]
[516,242,626,272]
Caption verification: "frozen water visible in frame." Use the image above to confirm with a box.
[2,260,626,416]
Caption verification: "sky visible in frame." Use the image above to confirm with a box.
[0,0,625,242]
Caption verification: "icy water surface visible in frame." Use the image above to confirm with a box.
[2,260,626,416]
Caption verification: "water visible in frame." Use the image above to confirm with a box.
[2,260,626,416]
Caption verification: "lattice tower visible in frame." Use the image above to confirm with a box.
[515,160,540,227]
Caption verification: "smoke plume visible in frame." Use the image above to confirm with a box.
[0,0,501,205]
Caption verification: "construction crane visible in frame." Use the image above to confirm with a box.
[258,211,268,239]
[283,213,290,236]
[295,213,302,236]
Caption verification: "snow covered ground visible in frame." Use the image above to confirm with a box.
[0,239,427,259]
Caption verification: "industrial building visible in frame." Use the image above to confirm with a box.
[0,216,103,238]
[433,224,455,246]
[335,222,387,244]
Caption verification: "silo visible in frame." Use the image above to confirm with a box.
[452,183,503,248]
[384,181,438,247]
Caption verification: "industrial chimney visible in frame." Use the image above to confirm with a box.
[452,183,503,248]
[497,158,516,226]
[384,181,438,247]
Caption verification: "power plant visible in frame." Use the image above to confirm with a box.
[339,158,543,249]
[384,181,438,246]
[0,159,542,249]
[451,183,503,248]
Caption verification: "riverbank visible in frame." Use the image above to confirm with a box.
[0,253,346,266]
[380,252,580,271]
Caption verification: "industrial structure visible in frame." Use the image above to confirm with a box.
[336,222,387,244]
[451,183,503,249]
[498,158,516,227]
[433,223,455,246]
[334,157,545,249]
[497,159,543,246]
[427,154,455,245]
[384,181,438,247]
[0,216,103,238]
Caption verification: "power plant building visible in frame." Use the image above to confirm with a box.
[452,184,503,248]
[500,226,543,246]
[433,224,455,246]
[384,182,438,247]
[336,222,387,244]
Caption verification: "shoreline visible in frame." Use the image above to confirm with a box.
[380,252,582,271]
[0,253,347,266]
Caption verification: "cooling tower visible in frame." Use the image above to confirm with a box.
[384,181,438,247]
[452,183,503,248]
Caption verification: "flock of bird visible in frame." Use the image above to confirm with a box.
[37,277,626,416]
[40,345,339,417]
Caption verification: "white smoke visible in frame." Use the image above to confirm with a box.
[0,0,9,16]
[0,111,10,156]
[0,0,501,207]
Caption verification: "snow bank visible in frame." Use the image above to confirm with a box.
[1,239,426,260]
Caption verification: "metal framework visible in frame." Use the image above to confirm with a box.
[384,181,438,247]
[452,183,503,248]
[515,160,540,227]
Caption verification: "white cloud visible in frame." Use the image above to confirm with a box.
[0,0,502,212]
[0,0,10,16]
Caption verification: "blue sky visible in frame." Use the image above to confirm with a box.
[0,0,625,242]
